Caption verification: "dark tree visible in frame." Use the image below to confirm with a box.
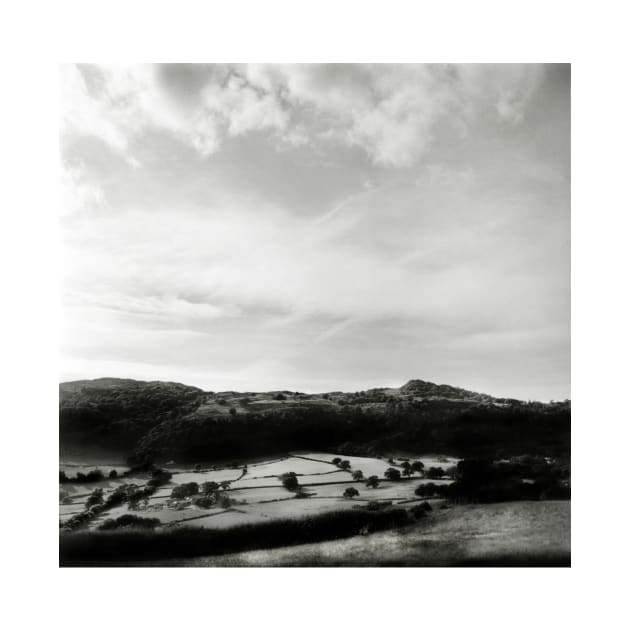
[343,487,360,499]
[340,460,351,470]
[279,472,299,491]
[331,458,342,466]
[352,470,364,481]
[411,461,425,473]
[109,469,118,479]
[384,467,402,481]
[365,475,380,488]
[201,481,219,494]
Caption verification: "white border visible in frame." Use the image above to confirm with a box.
[3,0,628,628]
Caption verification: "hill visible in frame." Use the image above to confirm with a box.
[59,377,570,464]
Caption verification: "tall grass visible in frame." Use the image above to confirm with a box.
[59,507,409,566]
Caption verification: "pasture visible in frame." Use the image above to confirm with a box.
[60,451,456,531]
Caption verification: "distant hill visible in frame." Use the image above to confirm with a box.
[59,377,570,463]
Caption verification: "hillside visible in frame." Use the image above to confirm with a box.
[59,377,570,463]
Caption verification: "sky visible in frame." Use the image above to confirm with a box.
[60,63,570,400]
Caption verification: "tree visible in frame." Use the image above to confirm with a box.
[352,470,364,481]
[415,482,438,497]
[331,457,342,466]
[85,488,104,509]
[340,460,351,470]
[401,461,412,472]
[384,467,401,481]
[426,467,445,479]
[279,472,299,491]
[201,481,219,494]
[365,475,380,488]
[109,469,118,479]
[229,407,237,416]
[170,482,199,499]
[59,470,68,483]
[273,393,286,401]
[411,461,425,473]
[343,487,360,499]
[194,463,202,471]
[402,467,413,477]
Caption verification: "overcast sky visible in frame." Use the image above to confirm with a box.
[60,63,570,400]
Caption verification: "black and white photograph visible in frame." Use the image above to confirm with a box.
[58,62,571,567]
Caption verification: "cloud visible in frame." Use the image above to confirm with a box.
[61,162,106,216]
[61,64,546,168]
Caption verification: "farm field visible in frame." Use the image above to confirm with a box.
[148,501,571,567]
[60,452,454,530]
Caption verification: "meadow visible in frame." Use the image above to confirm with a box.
[59,452,458,531]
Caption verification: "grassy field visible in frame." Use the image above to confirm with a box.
[144,501,570,567]
[60,451,449,530]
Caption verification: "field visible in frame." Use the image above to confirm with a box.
[144,501,571,567]
[60,452,458,530]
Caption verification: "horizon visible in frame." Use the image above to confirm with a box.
[57,374,570,402]
[61,63,570,401]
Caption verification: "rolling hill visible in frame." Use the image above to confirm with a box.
[60,377,570,464]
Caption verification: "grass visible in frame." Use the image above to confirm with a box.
[59,507,410,566]
[140,501,570,567]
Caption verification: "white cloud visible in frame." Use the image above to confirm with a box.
[61,64,546,168]
[60,162,106,216]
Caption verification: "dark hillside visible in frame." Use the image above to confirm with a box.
[60,378,570,463]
